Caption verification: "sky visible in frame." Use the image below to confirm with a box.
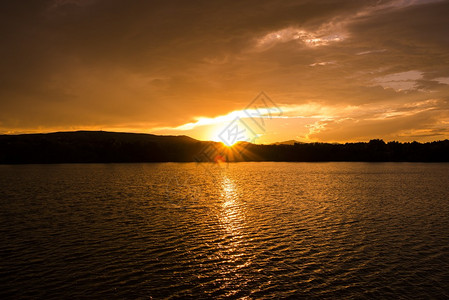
[1,0,449,144]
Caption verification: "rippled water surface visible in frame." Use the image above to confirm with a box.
[1,162,449,299]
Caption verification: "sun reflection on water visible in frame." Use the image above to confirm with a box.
[215,173,255,294]
[219,175,244,237]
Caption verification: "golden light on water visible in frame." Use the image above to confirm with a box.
[216,173,253,284]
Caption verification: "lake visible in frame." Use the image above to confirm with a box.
[1,162,448,299]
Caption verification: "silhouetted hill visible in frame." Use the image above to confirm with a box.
[0,131,205,163]
[1,132,449,163]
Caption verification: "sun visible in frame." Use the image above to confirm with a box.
[222,140,237,147]
[210,125,252,147]
[211,136,239,147]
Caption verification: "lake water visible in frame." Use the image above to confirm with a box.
[1,162,449,299]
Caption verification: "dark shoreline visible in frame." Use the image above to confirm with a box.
[1,131,449,164]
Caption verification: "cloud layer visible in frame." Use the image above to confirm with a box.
[1,0,448,142]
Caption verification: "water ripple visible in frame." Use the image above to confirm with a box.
[0,162,449,298]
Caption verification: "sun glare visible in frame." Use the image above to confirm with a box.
[211,123,253,147]
[222,140,238,147]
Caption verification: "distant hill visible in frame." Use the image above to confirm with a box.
[270,140,302,145]
[1,131,449,163]
[0,131,209,163]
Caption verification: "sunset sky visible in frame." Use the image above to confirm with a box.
[1,0,449,143]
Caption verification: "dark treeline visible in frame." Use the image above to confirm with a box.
[1,131,449,163]
[243,139,449,162]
